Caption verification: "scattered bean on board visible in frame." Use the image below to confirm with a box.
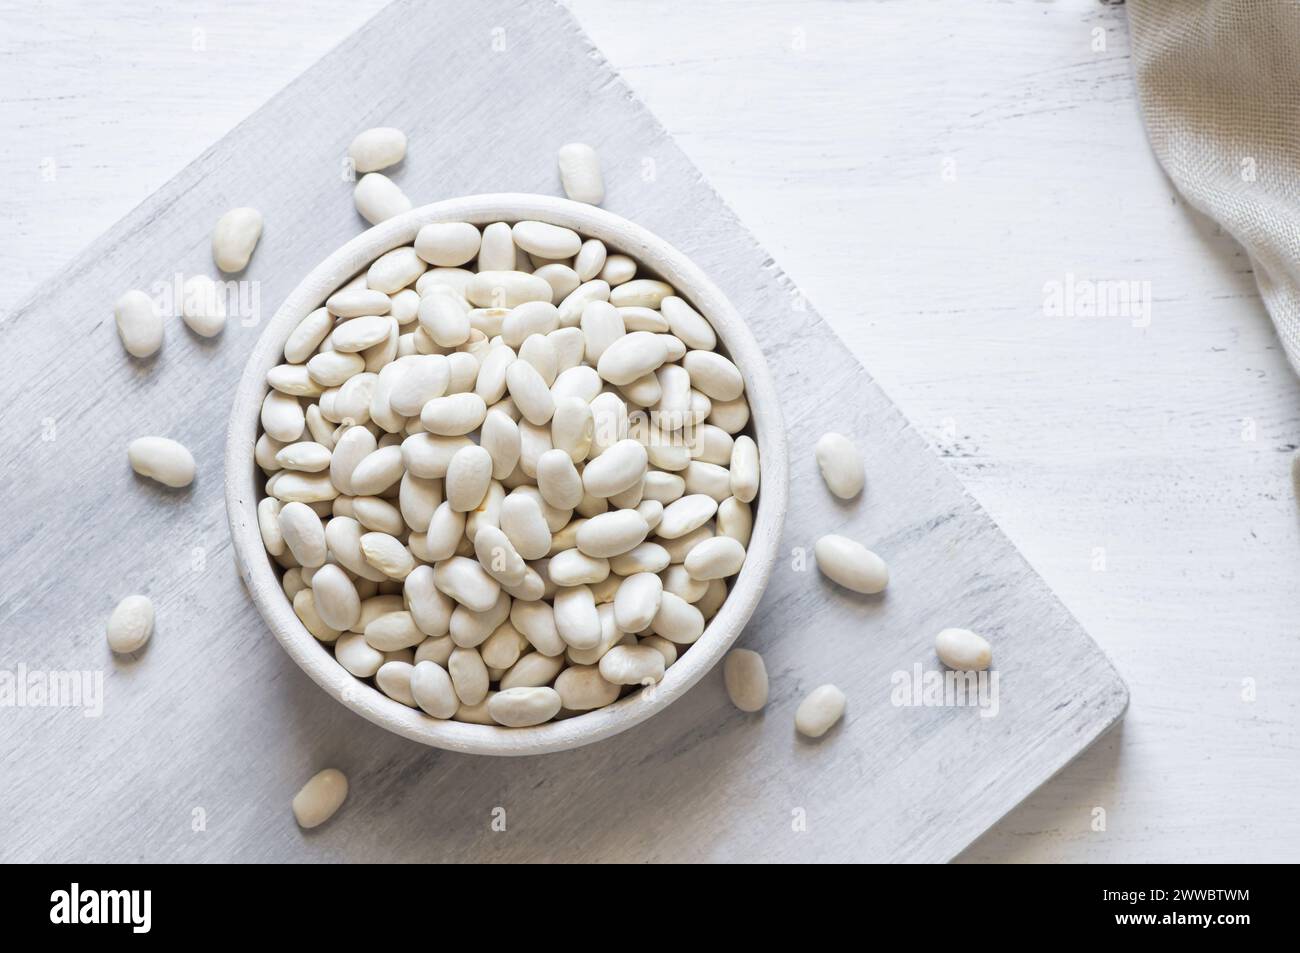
[292,768,349,828]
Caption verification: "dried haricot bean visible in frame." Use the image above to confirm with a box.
[488,686,563,726]
[814,534,888,594]
[115,290,163,358]
[181,274,227,337]
[815,432,864,499]
[106,594,154,653]
[795,684,846,738]
[723,648,767,712]
[348,127,407,173]
[256,219,761,726]
[212,207,263,274]
[128,436,196,488]
[935,628,992,671]
[556,143,604,205]
[354,173,411,225]
[292,768,348,828]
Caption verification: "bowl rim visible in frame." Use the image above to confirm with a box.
[225,193,788,756]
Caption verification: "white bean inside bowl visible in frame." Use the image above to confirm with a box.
[227,195,787,756]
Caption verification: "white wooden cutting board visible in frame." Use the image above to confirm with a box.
[0,0,1126,862]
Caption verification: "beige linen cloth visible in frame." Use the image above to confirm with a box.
[1128,0,1300,371]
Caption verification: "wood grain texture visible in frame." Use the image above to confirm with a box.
[5,0,1293,863]
[0,0,1123,862]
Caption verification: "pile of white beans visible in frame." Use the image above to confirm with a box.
[256,218,759,728]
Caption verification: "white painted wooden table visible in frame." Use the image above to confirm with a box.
[2,0,1297,863]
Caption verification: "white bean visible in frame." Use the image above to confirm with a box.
[326,287,391,318]
[602,256,637,285]
[537,449,584,510]
[312,564,361,631]
[573,239,607,282]
[650,591,705,644]
[434,556,501,612]
[683,460,732,502]
[609,279,673,309]
[376,660,417,706]
[279,502,327,567]
[421,392,487,436]
[598,644,665,686]
[305,351,362,388]
[181,274,227,337]
[448,646,491,706]
[335,632,384,677]
[613,572,663,633]
[553,585,601,649]
[814,535,889,594]
[354,172,411,225]
[106,594,154,653]
[554,665,620,711]
[935,628,992,671]
[445,445,493,511]
[415,222,482,266]
[411,660,459,718]
[212,207,263,274]
[548,549,610,587]
[332,315,394,353]
[684,535,745,581]
[329,426,376,495]
[596,331,668,385]
[609,542,669,576]
[367,247,426,294]
[556,142,604,205]
[488,686,562,726]
[582,439,647,498]
[268,364,324,397]
[418,292,471,347]
[127,436,196,488]
[580,300,625,364]
[405,565,453,637]
[473,525,527,587]
[114,289,163,358]
[349,445,405,495]
[467,270,553,309]
[795,684,846,738]
[505,359,556,425]
[723,649,768,712]
[403,433,472,479]
[730,435,760,503]
[717,496,753,547]
[360,532,415,580]
[683,350,744,401]
[512,220,582,259]
[660,296,715,350]
[348,127,407,173]
[364,610,425,651]
[551,396,594,462]
[292,768,348,828]
[657,494,717,539]
[285,308,333,363]
[476,222,516,271]
[270,471,339,504]
[558,279,611,326]
[577,509,649,558]
[815,432,864,499]
[510,601,564,657]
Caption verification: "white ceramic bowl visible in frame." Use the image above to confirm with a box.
[226,194,787,755]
